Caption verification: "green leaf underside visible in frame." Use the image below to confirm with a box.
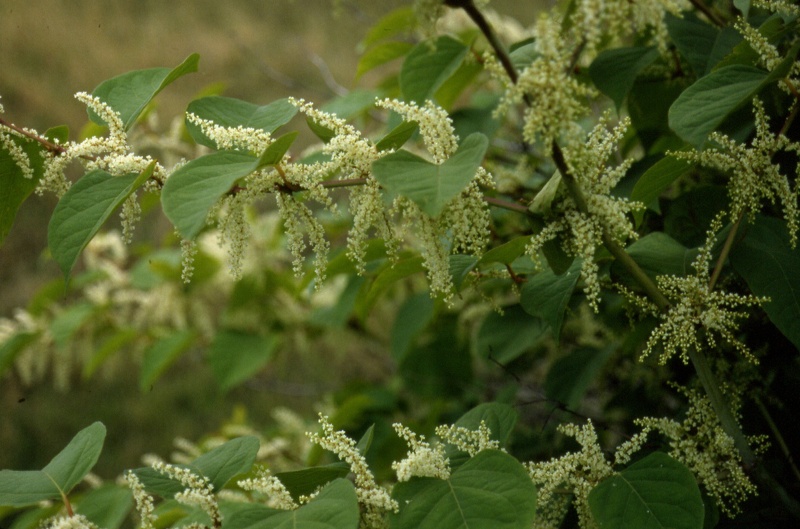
[589,46,659,109]
[390,450,536,529]
[140,330,196,391]
[372,132,488,217]
[90,53,200,130]
[134,436,260,496]
[0,422,106,507]
[161,151,259,240]
[185,96,297,150]
[401,36,468,104]
[48,164,154,281]
[520,259,581,341]
[0,137,43,244]
[588,452,704,529]
[209,331,278,391]
[730,215,800,350]
[229,479,359,529]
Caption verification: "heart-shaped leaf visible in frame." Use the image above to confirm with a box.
[372,132,488,217]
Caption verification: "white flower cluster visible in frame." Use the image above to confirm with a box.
[527,116,642,311]
[125,471,157,529]
[392,423,450,481]
[186,113,273,153]
[435,420,499,456]
[238,466,299,510]
[308,414,398,528]
[45,515,98,529]
[152,461,222,528]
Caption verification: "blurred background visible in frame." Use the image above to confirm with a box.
[0,0,536,476]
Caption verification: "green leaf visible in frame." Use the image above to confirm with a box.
[209,330,278,391]
[90,53,199,130]
[630,156,693,215]
[376,120,419,152]
[479,236,530,266]
[76,484,134,529]
[0,422,106,507]
[545,346,614,409]
[134,436,260,496]
[730,215,800,350]
[520,259,581,340]
[372,133,488,217]
[50,302,96,349]
[256,131,299,168]
[390,450,536,529]
[140,330,196,391]
[669,54,796,147]
[476,305,547,364]
[589,46,659,109]
[357,41,414,79]
[274,464,350,501]
[0,332,36,374]
[453,403,518,448]
[358,255,425,316]
[665,12,719,77]
[589,452,704,529]
[185,96,297,150]
[391,292,436,362]
[82,328,138,379]
[619,232,694,285]
[231,479,359,529]
[400,36,468,104]
[161,151,258,240]
[48,164,154,281]
[361,6,415,49]
[0,136,43,245]
[449,254,479,290]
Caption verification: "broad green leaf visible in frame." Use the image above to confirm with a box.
[209,330,278,391]
[0,422,107,507]
[0,136,43,244]
[520,259,581,340]
[357,41,414,79]
[620,232,693,283]
[161,151,258,240]
[589,46,659,109]
[361,6,415,49]
[322,89,384,120]
[76,484,134,529]
[376,120,419,152]
[669,53,796,147]
[479,236,530,266]
[544,346,614,409]
[630,156,693,217]
[400,36,468,104]
[90,53,199,130]
[449,254,479,290]
[730,215,800,350]
[475,305,547,364]
[589,452,704,529]
[140,330,196,391]
[311,275,366,328]
[232,479,359,529]
[185,96,297,150]
[48,164,154,281]
[134,436,260,496]
[434,60,483,110]
[372,133,488,217]
[359,255,425,315]
[391,292,435,361]
[453,403,518,448]
[390,450,536,529]
[256,131,299,168]
[400,318,473,398]
[509,40,537,71]
[665,12,719,77]
[274,464,350,501]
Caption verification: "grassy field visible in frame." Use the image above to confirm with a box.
[0,0,539,473]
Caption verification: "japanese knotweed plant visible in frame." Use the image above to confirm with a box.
[2,0,800,528]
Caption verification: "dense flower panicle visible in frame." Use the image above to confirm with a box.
[308,415,398,528]
[527,116,642,311]
[0,129,35,179]
[376,99,458,163]
[435,420,499,455]
[527,420,614,529]
[275,193,330,286]
[152,461,222,527]
[185,112,273,153]
[392,424,450,481]
[238,467,299,509]
[634,214,768,364]
[635,387,761,515]
[753,0,800,15]
[125,471,157,529]
[673,99,800,246]
[46,515,98,529]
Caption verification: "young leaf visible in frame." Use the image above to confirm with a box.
[90,53,199,130]
[375,120,419,152]
[274,464,350,501]
[730,215,800,350]
[390,450,536,529]
[589,46,659,109]
[185,96,298,150]
[630,156,693,217]
[589,452,704,529]
[140,330,196,391]
[161,151,258,240]
[372,132,488,218]
[255,131,299,168]
[48,163,155,281]
[400,36,468,104]
[520,259,581,340]
[478,236,530,266]
[209,330,278,391]
[0,422,107,507]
